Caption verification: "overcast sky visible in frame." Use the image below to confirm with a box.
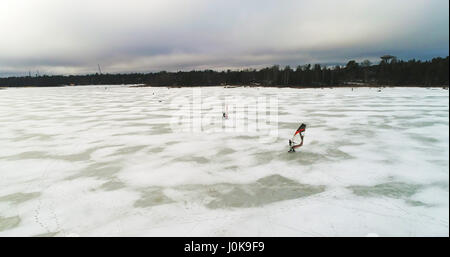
[0,0,448,76]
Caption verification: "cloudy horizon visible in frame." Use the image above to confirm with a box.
[0,0,448,76]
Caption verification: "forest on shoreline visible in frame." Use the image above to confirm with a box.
[1,56,448,87]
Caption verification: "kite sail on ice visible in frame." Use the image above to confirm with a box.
[289,123,306,152]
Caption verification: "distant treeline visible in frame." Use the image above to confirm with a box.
[1,56,448,87]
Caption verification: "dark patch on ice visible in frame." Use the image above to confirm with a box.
[412,147,444,157]
[346,128,375,138]
[224,165,239,171]
[111,132,147,137]
[326,148,355,160]
[425,95,449,99]
[308,140,320,145]
[429,181,450,191]
[404,199,430,207]
[333,140,364,147]
[234,135,260,140]
[407,133,440,144]
[348,182,422,200]
[0,215,21,232]
[251,151,278,165]
[66,162,122,180]
[0,192,41,205]
[145,114,173,119]
[122,122,157,127]
[274,150,331,165]
[165,141,180,146]
[309,112,347,118]
[392,115,420,120]
[111,116,149,122]
[22,115,49,121]
[33,231,59,237]
[100,179,126,191]
[134,188,174,208]
[57,148,99,162]
[379,158,398,165]
[1,151,46,160]
[172,156,211,164]
[292,151,330,165]
[149,123,172,134]
[376,123,397,130]
[10,133,54,142]
[217,147,236,155]
[109,145,147,156]
[205,174,325,209]
[147,146,165,153]
[434,113,449,118]
[426,159,449,167]
[324,126,341,131]
[401,121,445,128]
[2,147,100,162]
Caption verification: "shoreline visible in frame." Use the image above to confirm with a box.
[1,84,448,90]
[129,84,449,90]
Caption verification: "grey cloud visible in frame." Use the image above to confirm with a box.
[0,0,448,76]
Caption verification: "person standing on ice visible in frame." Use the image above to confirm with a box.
[222,104,229,119]
[289,123,306,152]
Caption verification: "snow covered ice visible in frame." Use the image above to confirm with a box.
[0,85,448,236]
